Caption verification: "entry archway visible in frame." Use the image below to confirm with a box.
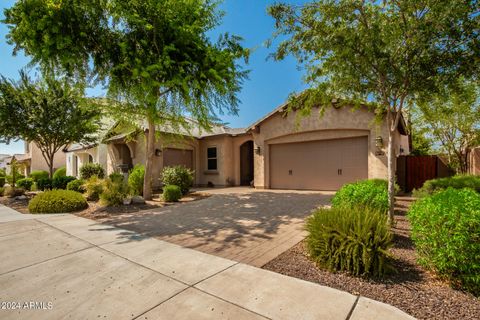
[240,141,254,186]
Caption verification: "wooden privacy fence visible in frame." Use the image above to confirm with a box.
[396,155,453,192]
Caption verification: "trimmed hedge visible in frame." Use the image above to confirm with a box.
[52,176,76,190]
[409,188,480,295]
[53,167,67,179]
[413,175,480,198]
[163,185,182,202]
[128,164,144,196]
[306,206,394,277]
[161,165,194,195]
[80,163,105,180]
[332,179,389,213]
[66,179,85,193]
[17,178,34,191]
[28,190,88,214]
[29,170,49,182]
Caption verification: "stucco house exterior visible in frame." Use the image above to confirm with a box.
[12,141,66,176]
[468,146,480,176]
[66,102,410,191]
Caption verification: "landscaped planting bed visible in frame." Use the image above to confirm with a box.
[263,199,480,320]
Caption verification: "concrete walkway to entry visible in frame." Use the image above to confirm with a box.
[0,204,414,320]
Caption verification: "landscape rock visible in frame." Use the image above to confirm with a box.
[131,196,145,204]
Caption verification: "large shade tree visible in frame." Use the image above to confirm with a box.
[0,72,101,177]
[268,0,479,221]
[4,0,248,199]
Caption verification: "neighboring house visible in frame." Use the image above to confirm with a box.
[0,154,10,170]
[13,141,66,176]
[71,102,410,191]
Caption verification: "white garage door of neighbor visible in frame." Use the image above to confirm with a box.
[269,136,368,190]
[163,148,193,169]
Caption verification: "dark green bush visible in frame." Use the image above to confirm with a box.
[306,206,394,277]
[413,175,480,198]
[409,188,480,295]
[80,163,105,180]
[28,190,88,213]
[37,178,53,191]
[4,186,26,198]
[0,187,5,196]
[163,185,182,202]
[0,176,5,187]
[17,178,34,191]
[128,164,145,196]
[161,166,194,195]
[52,176,76,190]
[29,170,49,182]
[84,176,104,201]
[66,179,85,193]
[109,172,124,183]
[52,167,67,179]
[100,178,129,206]
[332,179,389,213]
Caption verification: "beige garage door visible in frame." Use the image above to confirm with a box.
[163,148,193,169]
[269,136,368,190]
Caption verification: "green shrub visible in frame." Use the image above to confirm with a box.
[80,163,105,180]
[128,164,145,196]
[409,188,480,295]
[0,187,4,196]
[16,178,34,191]
[52,167,67,179]
[163,185,182,202]
[66,179,85,193]
[332,179,390,213]
[161,166,194,195]
[37,178,53,191]
[0,176,6,187]
[84,176,104,201]
[413,175,480,198]
[4,186,26,198]
[108,172,124,183]
[6,173,25,186]
[52,176,76,190]
[306,206,394,277]
[29,170,49,182]
[100,178,129,206]
[28,190,88,213]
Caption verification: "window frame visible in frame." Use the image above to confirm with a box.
[207,146,218,171]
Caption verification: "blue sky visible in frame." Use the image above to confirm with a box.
[0,0,308,155]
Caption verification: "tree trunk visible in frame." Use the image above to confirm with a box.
[48,155,54,179]
[143,119,156,200]
[387,127,396,224]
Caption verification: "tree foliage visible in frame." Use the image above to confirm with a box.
[416,80,480,173]
[0,72,101,177]
[3,0,248,199]
[268,0,479,220]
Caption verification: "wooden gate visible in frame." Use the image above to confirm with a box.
[397,156,452,192]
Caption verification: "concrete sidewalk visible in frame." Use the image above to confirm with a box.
[0,204,414,320]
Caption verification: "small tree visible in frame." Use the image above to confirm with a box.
[0,72,100,178]
[416,80,480,173]
[268,0,479,221]
[4,0,248,199]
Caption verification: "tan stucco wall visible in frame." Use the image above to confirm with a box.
[27,142,66,174]
[250,106,408,189]
[469,147,480,176]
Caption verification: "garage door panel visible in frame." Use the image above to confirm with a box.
[163,148,193,169]
[269,136,368,190]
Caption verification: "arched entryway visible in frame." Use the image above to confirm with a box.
[114,143,133,173]
[240,141,254,186]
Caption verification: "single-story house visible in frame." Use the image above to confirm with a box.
[65,102,410,191]
[9,142,66,176]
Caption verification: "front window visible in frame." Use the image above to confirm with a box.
[207,147,217,170]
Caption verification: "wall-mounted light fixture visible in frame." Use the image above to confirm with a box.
[155,149,162,156]
[254,146,261,155]
[375,136,384,148]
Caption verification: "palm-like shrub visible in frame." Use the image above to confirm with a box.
[332,179,389,213]
[100,178,129,206]
[161,166,194,195]
[306,206,394,277]
[163,185,182,202]
[409,188,480,295]
[28,190,87,213]
[80,163,105,180]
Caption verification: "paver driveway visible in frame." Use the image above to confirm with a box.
[95,188,332,267]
